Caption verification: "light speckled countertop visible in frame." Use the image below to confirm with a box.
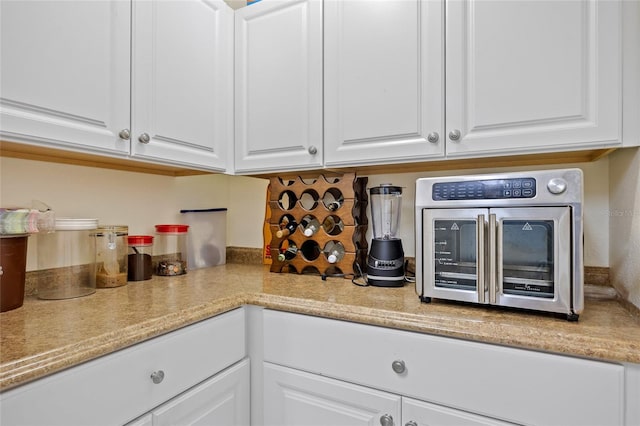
[1,263,639,391]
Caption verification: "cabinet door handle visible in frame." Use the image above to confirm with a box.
[448,129,461,141]
[405,422,418,426]
[391,360,406,374]
[118,129,130,140]
[308,145,318,155]
[427,132,439,143]
[138,133,151,144]
[150,370,165,384]
[380,414,394,426]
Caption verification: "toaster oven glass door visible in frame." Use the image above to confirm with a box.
[423,208,488,304]
[493,207,572,313]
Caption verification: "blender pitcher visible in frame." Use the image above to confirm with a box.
[367,184,405,287]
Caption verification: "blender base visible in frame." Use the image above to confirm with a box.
[366,238,405,287]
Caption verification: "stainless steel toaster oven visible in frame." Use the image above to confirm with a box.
[415,169,584,320]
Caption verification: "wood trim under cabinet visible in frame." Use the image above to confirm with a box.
[2,140,616,178]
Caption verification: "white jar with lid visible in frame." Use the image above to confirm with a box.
[37,218,98,299]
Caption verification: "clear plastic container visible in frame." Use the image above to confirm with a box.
[37,218,98,299]
[154,224,189,276]
[128,235,154,281]
[95,225,128,288]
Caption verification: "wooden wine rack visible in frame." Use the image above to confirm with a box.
[267,173,368,276]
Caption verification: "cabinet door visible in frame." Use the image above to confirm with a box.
[0,1,130,155]
[264,362,401,426]
[324,0,444,167]
[234,0,323,174]
[446,0,621,157]
[403,397,516,426]
[132,0,232,171]
[151,359,250,426]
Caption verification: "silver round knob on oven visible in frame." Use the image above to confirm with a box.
[547,178,568,194]
[391,360,406,374]
[150,370,165,384]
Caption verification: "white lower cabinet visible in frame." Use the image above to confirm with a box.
[264,362,401,426]
[261,309,633,426]
[264,362,513,426]
[0,308,246,426]
[402,396,515,426]
[128,359,250,426]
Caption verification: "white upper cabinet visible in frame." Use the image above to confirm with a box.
[324,0,444,167]
[0,0,232,172]
[445,0,621,157]
[132,0,232,171]
[234,0,323,174]
[0,1,131,155]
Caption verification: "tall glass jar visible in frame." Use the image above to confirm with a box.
[95,225,128,288]
[37,218,98,299]
[154,224,189,276]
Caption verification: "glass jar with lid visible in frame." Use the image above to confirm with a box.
[127,235,154,281]
[154,224,189,276]
[37,218,98,299]
[95,225,128,288]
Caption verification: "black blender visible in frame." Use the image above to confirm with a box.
[366,184,405,287]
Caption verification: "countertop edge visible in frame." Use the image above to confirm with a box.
[2,291,639,392]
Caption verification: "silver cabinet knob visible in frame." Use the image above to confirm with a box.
[380,414,394,426]
[427,132,439,143]
[448,129,461,141]
[391,360,406,374]
[308,145,318,155]
[118,129,130,140]
[405,422,418,426]
[150,370,165,384]
[138,133,151,144]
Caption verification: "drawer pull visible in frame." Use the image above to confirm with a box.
[405,422,418,426]
[391,360,406,374]
[380,414,394,426]
[150,370,165,384]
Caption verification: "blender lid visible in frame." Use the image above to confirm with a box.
[369,184,402,195]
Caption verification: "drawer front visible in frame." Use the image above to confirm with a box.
[263,310,624,426]
[0,308,246,426]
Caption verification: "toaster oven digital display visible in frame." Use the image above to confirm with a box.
[432,178,537,201]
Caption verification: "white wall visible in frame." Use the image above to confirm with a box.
[0,156,612,271]
[0,157,235,270]
[609,147,640,309]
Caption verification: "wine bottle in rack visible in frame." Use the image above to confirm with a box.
[323,241,345,264]
[322,188,344,211]
[276,219,298,238]
[300,215,321,237]
[278,242,298,262]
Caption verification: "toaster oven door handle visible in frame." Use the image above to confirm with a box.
[489,213,497,305]
[477,214,485,304]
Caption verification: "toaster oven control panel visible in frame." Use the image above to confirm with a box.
[432,178,537,201]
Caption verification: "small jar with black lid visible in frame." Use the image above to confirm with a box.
[127,235,154,281]
[154,225,189,276]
